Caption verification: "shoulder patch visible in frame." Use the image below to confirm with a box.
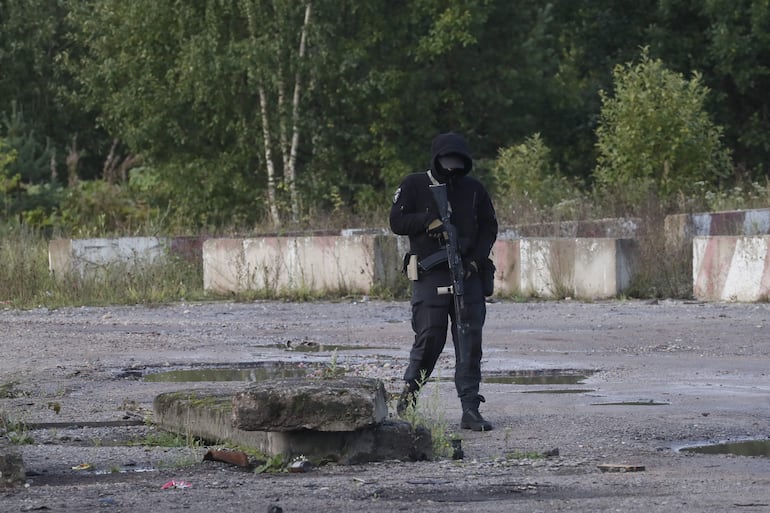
[392,187,401,204]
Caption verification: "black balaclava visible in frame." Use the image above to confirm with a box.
[429,132,473,184]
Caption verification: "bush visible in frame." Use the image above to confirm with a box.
[489,133,585,224]
[594,48,732,211]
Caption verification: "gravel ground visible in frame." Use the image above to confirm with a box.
[1,298,770,512]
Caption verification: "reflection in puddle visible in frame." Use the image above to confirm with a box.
[272,342,380,352]
[591,401,670,406]
[484,369,596,386]
[523,389,595,394]
[680,439,770,457]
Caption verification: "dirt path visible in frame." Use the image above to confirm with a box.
[2,299,769,512]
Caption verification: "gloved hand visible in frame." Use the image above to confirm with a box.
[426,219,445,239]
[464,260,478,279]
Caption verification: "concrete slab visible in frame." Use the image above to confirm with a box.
[232,377,388,432]
[153,388,432,464]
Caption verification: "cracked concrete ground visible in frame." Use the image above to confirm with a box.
[1,299,769,512]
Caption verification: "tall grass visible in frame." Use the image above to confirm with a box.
[0,226,205,309]
[0,226,52,307]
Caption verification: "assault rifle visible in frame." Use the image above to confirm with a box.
[429,183,470,363]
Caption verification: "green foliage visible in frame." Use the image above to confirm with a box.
[490,134,584,223]
[396,371,455,460]
[696,178,770,212]
[136,429,201,449]
[1,102,54,184]
[0,409,33,445]
[0,137,20,216]
[1,0,769,236]
[594,49,732,210]
[254,454,288,474]
[652,0,770,173]
[56,180,157,236]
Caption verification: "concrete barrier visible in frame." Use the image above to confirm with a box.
[665,208,770,253]
[693,236,770,302]
[50,233,637,300]
[492,238,638,299]
[49,237,169,278]
[203,234,404,295]
[49,236,205,279]
[499,217,640,240]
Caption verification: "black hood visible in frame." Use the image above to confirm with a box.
[430,132,473,183]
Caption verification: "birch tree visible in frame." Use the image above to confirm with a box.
[68,0,324,228]
[240,0,313,227]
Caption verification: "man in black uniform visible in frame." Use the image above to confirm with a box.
[389,132,498,431]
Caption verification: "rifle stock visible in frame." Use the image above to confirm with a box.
[429,183,470,363]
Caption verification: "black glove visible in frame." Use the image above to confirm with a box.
[464,260,478,279]
[426,219,445,239]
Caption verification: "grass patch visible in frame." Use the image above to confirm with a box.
[397,371,457,460]
[0,226,206,308]
[0,409,34,445]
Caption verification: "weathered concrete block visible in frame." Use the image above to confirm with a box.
[665,208,770,254]
[232,377,387,432]
[153,387,431,463]
[493,238,638,299]
[48,236,204,280]
[243,235,377,293]
[202,238,246,293]
[203,234,406,295]
[490,239,520,295]
[499,217,640,239]
[0,442,25,487]
[49,237,169,279]
[693,236,770,302]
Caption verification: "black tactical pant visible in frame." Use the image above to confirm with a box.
[404,266,486,410]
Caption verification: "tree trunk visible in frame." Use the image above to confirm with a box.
[285,1,312,224]
[259,86,281,229]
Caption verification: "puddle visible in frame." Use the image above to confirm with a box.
[522,389,595,394]
[272,342,381,352]
[591,400,670,406]
[144,362,313,383]
[484,369,596,385]
[680,439,770,457]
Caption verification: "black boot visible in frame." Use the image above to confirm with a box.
[397,384,417,417]
[461,408,493,431]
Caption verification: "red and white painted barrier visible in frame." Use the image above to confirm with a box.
[493,238,638,299]
[693,236,770,302]
[665,208,770,253]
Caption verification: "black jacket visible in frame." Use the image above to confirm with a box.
[389,133,497,266]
